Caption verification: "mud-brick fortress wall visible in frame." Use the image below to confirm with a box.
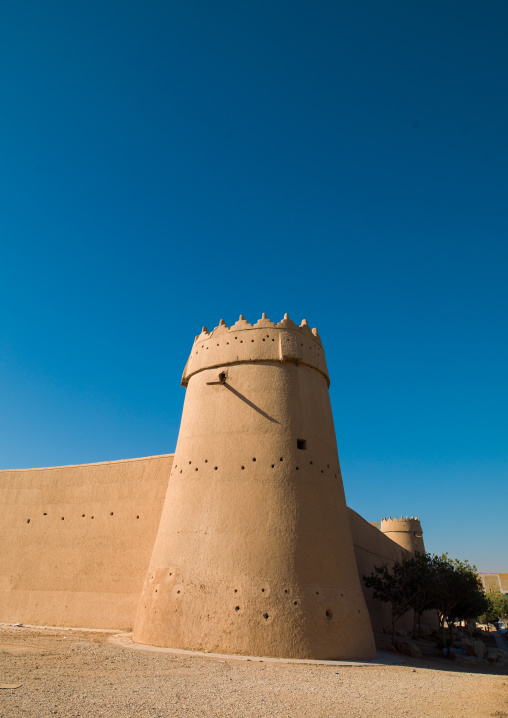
[0,455,171,629]
[0,454,420,633]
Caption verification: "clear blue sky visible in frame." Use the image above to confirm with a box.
[1,1,506,570]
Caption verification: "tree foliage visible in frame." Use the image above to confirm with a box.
[363,560,415,643]
[430,553,487,643]
[363,552,487,645]
[480,589,508,626]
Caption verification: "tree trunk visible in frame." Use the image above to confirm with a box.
[438,612,446,645]
[392,609,396,646]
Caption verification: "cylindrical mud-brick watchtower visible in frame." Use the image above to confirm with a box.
[380,517,425,554]
[133,313,376,660]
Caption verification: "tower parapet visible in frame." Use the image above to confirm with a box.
[134,312,376,660]
[380,516,425,554]
[182,313,329,387]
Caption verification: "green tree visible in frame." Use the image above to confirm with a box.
[403,552,437,638]
[454,583,488,629]
[482,589,508,627]
[364,552,487,646]
[430,554,486,644]
[363,559,418,645]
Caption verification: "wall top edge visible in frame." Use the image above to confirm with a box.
[0,453,174,473]
[478,571,508,578]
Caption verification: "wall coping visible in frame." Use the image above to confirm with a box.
[0,454,174,473]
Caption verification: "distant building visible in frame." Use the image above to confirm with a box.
[480,573,508,595]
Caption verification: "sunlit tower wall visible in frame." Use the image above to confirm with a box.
[133,313,376,660]
[380,517,425,554]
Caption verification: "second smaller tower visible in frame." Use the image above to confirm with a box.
[380,517,424,554]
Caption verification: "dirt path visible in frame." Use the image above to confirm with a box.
[1,625,507,718]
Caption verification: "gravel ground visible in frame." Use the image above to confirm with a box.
[1,625,507,718]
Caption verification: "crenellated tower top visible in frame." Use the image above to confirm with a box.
[181,313,329,387]
[380,516,424,554]
[380,516,422,534]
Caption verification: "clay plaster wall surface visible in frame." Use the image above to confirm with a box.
[0,450,422,638]
[0,454,172,629]
[348,508,411,630]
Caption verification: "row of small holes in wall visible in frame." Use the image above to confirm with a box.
[174,458,335,476]
[234,587,344,598]
[158,581,340,621]
[233,586,338,620]
[26,513,140,523]
[233,606,334,621]
[174,459,218,473]
[194,335,322,354]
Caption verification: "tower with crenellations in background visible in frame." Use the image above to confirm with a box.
[380,516,425,554]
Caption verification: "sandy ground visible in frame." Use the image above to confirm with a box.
[1,625,507,718]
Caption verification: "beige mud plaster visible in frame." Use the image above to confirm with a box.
[0,455,172,629]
